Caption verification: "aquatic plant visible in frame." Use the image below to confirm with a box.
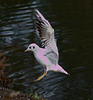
[30,89,47,100]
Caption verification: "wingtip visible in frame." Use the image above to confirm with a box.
[33,8,39,14]
[33,9,45,20]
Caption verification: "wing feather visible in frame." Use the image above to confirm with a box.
[33,9,59,64]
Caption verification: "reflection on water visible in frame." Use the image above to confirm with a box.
[0,0,93,100]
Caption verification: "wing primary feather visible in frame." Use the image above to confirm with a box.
[33,9,59,64]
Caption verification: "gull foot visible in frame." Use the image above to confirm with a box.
[34,72,47,81]
[34,78,41,81]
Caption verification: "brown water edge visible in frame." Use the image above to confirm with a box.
[0,87,47,100]
[0,87,34,100]
[0,51,46,100]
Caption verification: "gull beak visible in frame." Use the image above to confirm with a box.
[24,49,29,52]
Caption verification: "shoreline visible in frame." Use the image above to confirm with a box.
[0,87,46,100]
[0,87,35,100]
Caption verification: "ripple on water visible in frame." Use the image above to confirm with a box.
[0,0,93,100]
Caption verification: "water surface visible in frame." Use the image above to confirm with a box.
[0,0,93,100]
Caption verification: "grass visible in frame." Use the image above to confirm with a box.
[30,92,47,100]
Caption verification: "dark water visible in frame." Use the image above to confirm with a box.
[0,0,93,100]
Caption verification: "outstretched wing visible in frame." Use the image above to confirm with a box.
[33,9,59,64]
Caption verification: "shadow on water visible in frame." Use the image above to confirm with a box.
[0,0,93,100]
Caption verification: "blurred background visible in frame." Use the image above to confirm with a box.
[0,0,93,100]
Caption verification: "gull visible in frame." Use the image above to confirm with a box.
[25,9,69,81]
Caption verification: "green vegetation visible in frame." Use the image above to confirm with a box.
[30,92,47,100]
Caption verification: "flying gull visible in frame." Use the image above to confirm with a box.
[25,9,69,81]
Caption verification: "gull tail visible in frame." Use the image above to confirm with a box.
[57,65,70,75]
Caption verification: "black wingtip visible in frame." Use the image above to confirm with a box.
[33,8,38,14]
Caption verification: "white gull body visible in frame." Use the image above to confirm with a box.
[25,9,69,81]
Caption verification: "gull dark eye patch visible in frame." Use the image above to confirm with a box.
[29,46,31,49]
[33,46,35,49]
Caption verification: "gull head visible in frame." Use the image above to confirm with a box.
[25,43,39,52]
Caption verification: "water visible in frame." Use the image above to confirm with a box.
[0,0,93,100]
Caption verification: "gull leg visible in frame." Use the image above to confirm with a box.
[34,72,47,81]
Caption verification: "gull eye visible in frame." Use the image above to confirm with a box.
[33,46,35,49]
[29,46,31,49]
